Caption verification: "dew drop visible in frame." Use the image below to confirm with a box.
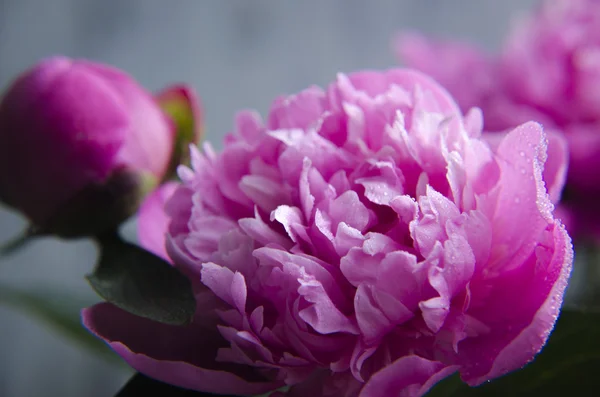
[520,168,526,174]
[514,197,521,204]
[519,151,526,157]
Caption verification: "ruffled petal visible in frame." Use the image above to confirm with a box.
[83,303,281,395]
[360,355,458,397]
[137,182,179,260]
[459,221,572,384]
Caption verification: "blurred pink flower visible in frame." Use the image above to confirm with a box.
[395,32,497,115]
[502,0,600,195]
[395,0,600,239]
[394,33,555,133]
[85,69,572,396]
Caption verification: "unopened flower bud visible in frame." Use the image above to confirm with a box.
[0,56,175,237]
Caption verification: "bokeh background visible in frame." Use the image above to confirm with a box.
[0,1,536,396]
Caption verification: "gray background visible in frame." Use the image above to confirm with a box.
[0,1,535,396]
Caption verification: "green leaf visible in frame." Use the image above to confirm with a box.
[0,283,121,364]
[116,373,238,397]
[426,309,600,396]
[87,232,196,326]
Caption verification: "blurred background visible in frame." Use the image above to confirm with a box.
[0,1,535,396]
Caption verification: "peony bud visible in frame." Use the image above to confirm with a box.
[0,56,175,237]
[156,85,204,179]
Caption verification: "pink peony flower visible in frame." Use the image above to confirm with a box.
[84,69,573,396]
[501,0,600,123]
[0,57,176,236]
[501,0,600,195]
[395,0,600,239]
[395,32,497,115]
[394,33,555,133]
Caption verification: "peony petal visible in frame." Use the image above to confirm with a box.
[239,207,294,250]
[83,303,281,395]
[239,174,290,214]
[394,32,495,113]
[268,86,326,130]
[355,160,405,206]
[137,182,179,261]
[390,195,419,225]
[297,274,360,335]
[483,128,568,205]
[185,215,238,261]
[329,190,373,233]
[355,284,413,344]
[333,222,366,257]
[411,186,461,258]
[488,122,554,272]
[215,228,258,276]
[271,205,310,244]
[538,130,568,205]
[201,263,248,314]
[459,221,573,384]
[360,355,458,397]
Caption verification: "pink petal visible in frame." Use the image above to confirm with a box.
[329,190,374,233]
[201,263,247,313]
[238,207,294,250]
[488,122,554,271]
[360,355,459,397]
[268,86,326,130]
[298,275,359,335]
[394,31,495,112]
[540,129,569,204]
[483,128,568,205]
[82,303,281,395]
[460,221,573,384]
[355,284,413,344]
[137,182,179,261]
[239,174,290,213]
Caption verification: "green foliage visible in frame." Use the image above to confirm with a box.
[87,233,196,326]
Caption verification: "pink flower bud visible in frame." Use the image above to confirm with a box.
[0,56,175,236]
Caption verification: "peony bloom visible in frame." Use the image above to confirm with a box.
[395,32,497,116]
[395,0,600,239]
[84,69,573,396]
[500,0,600,194]
[394,33,555,133]
[0,56,175,236]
